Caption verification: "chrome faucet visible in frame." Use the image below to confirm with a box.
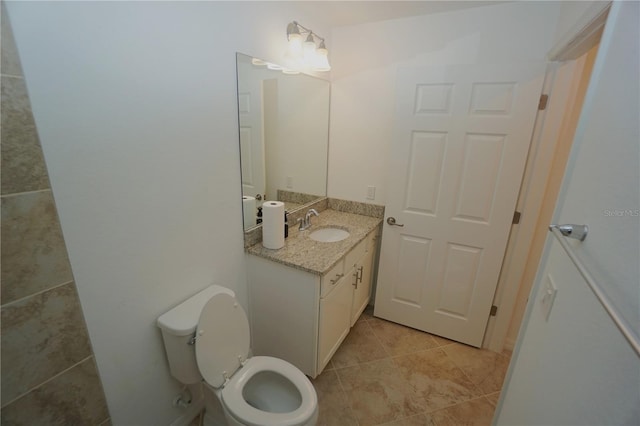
[298,208,319,230]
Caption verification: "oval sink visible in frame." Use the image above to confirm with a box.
[309,227,350,243]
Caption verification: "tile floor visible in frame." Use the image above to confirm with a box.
[310,306,512,426]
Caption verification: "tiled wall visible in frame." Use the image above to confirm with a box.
[1,4,111,424]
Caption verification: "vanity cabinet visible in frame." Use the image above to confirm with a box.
[247,227,379,378]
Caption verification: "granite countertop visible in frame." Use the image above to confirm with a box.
[246,209,382,275]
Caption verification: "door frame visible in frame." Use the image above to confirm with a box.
[483,1,611,352]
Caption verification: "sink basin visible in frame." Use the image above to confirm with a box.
[309,227,350,243]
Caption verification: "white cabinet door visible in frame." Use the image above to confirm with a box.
[351,249,374,326]
[375,63,544,347]
[318,274,352,372]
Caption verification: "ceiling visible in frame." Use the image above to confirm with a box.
[292,1,507,28]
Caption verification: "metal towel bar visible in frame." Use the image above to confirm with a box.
[549,225,640,357]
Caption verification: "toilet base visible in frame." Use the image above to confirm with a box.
[203,411,227,426]
[202,384,227,426]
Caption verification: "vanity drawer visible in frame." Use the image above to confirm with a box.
[321,259,345,298]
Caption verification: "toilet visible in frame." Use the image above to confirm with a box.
[157,285,318,426]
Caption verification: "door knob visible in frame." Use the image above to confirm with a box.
[387,217,404,227]
[549,224,588,241]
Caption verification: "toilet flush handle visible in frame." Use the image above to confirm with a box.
[188,330,204,345]
[188,334,196,345]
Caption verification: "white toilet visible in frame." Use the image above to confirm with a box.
[157,285,318,426]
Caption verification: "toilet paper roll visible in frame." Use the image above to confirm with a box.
[242,196,256,228]
[261,201,285,249]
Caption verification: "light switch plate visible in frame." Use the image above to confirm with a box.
[366,186,376,200]
[286,176,293,189]
[540,274,557,322]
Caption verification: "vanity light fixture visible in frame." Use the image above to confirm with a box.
[284,21,331,73]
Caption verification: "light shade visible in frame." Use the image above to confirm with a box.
[313,41,331,72]
[303,33,317,63]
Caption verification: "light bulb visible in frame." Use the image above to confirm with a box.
[282,68,300,75]
[266,62,283,71]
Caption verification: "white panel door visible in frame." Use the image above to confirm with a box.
[375,63,544,347]
[237,59,265,201]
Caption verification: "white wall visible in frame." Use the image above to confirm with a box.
[5,2,330,424]
[327,1,561,204]
[496,1,640,423]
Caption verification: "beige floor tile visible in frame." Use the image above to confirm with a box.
[310,369,358,426]
[442,343,511,394]
[378,413,437,426]
[393,348,481,413]
[362,304,375,320]
[431,334,456,347]
[368,317,439,356]
[331,321,388,368]
[318,311,509,426]
[430,397,495,426]
[323,360,335,371]
[337,358,424,426]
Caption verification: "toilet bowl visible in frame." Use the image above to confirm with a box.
[157,285,318,426]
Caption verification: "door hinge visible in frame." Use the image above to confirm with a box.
[513,211,521,224]
[490,305,498,316]
[538,94,549,110]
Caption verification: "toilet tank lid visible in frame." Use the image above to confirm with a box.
[157,285,235,336]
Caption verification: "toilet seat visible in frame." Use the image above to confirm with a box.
[221,356,318,426]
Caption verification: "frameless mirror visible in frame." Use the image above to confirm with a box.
[236,53,330,231]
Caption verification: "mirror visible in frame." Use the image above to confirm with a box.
[236,53,330,230]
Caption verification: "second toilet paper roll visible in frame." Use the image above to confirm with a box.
[261,201,285,249]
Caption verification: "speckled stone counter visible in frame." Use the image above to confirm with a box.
[246,209,382,275]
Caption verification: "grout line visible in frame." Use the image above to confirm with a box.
[1,188,51,199]
[0,73,24,79]
[362,318,393,359]
[1,280,75,308]
[440,345,491,398]
[331,362,360,426]
[0,355,94,409]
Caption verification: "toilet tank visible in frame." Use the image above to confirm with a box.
[157,285,236,384]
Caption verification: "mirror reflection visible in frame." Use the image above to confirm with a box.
[236,53,330,230]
